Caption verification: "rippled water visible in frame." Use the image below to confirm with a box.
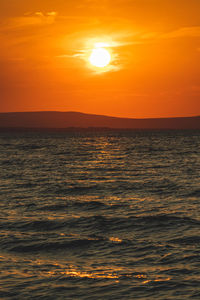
[0,130,200,299]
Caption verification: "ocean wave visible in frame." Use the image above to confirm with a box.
[169,235,200,245]
[185,189,200,198]
[9,238,102,253]
[1,214,199,235]
[37,200,129,212]
[0,219,67,231]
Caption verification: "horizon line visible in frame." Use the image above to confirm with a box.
[0,110,199,120]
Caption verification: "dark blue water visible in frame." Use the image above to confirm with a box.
[0,130,200,299]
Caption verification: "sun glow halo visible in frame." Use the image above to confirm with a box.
[89,46,111,68]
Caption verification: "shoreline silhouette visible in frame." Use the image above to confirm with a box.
[0,111,199,130]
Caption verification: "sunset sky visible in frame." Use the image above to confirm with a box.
[1,0,200,118]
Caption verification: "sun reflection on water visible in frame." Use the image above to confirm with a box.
[109,237,123,243]
[0,253,172,284]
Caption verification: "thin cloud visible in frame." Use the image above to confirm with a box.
[35,12,44,17]
[161,26,200,38]
[0,12,58,31]
[140,26,200,41]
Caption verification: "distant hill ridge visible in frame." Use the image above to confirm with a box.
[0,111,199,129]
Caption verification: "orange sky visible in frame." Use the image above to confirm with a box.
[1,0,200,118]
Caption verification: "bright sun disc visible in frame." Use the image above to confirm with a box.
[89,47,111,68]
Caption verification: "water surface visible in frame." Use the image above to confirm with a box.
[0,130,200,299]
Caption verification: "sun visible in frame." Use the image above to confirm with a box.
[89,46,111,68]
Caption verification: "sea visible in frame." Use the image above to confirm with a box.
[0,130,199,299]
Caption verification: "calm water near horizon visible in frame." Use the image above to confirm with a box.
[0,130,200,299]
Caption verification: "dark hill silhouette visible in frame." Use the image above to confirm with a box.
[0,111,199,129]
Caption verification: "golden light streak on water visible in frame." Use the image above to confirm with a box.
[109,237,123,243]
